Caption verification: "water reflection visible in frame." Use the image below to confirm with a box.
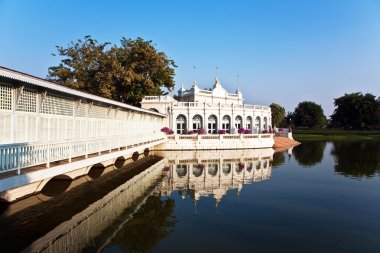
[155,149,274,205]
[0,156,163,253]
[331,140,380,178]
[101,196,176,253]
[272,151,286,168]
[1,142,380,253]
[293,141,326,167]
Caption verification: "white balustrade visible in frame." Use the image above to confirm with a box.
[0,133,164,174]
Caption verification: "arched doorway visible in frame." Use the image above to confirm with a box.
[208,115,217,134]
[255,116,261,133]
[235,116,242,129]
[222,115,231,133]
[264,117,268,131]
[246,116,252,131]
[192,115,203,130]
[176,114,187,134]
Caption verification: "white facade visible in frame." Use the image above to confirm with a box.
[141,79,272,134]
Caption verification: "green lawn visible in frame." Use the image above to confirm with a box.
[293,129,380,141]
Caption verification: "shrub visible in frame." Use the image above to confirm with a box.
[218,129,226,134]
[238,128,246,134]
[244,129,252,134]
[262,130,268,133]
[161,127,171,133]
[187,130,195,134]
[198,129,207,134]
[168,130,174,134]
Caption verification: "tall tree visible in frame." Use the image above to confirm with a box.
[48,35,176,106]
[293,101,326,128]
[270,103,286,127]
[331,92,377,129]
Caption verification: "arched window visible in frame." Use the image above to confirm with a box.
[246,116,252,130]
[264,117,268,131]
[208,164,218,177]
[235,116,242,129]
[208,115,217,134]
[222,115,231,133]
[176,165,187,178]
[176,115,187,134]
[192,115,202,130]
[222,163,232,175]
[255,116,261,133]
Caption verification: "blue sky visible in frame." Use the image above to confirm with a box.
[1,0,379,116]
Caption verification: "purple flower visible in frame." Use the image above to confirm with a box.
[197,129,206,135]
[218,129,226,134]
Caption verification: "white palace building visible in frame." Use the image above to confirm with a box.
[141,79,272,135]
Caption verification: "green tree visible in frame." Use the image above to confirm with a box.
[375,97,380,125]
[331,92,377,129]
[48,35,176,106]
[293,101,326,128]
[270,103,286,127]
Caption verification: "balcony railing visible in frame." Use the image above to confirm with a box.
[142,96,270,111]
[0,133,165,174]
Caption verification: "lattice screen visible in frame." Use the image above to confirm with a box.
[89,105,107,119]
[41,95,74,116]
[0,84,12,111]
[76,102,87,117]
[16,89,37,112]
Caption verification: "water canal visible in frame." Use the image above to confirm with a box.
[0,140,379,253]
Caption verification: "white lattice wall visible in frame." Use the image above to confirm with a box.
[16,89,37,112]
[0,84,165,144]
[0,84,12,111]
[41,95,73,116]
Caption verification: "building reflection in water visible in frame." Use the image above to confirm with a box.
[156,149,274,208]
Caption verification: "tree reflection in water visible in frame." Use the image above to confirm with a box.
[293,141,326,167]
[109,196,177,253]
[331,141,380,178]
[272,151,286,168]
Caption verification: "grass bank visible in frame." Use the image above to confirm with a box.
[293,130,380,141]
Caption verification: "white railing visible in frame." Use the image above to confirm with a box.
[172,102,270,111]
[166,133,273,141]
[0,133,165,174]
[142,96,176,102]
[142,96,271,111]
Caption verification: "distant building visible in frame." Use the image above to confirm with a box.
[141,79,272,134]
